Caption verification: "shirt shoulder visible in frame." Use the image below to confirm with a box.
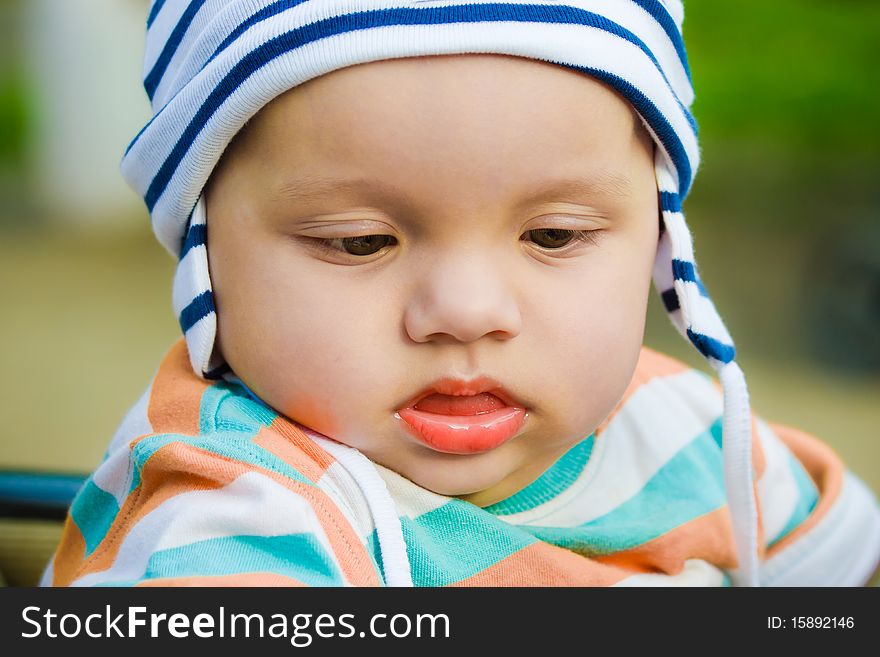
[620,347,880,586]
[44,339,382,587]
[757,422,880,586]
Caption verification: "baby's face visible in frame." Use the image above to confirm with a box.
[206,54,658,506]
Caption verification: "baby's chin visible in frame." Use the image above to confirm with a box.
[409,474,513,507]
[370,446,528,507]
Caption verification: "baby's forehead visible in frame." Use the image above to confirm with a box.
[234,54,644,151]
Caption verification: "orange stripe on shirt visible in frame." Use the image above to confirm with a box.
[136,572,307,587]
[147,339,210,435]
[764,422,844,559]
[50,516,86,586]
[254,418,336,481]
[451,542,632,586]
[593,505,739,574]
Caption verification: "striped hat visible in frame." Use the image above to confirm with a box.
[122,0,759,585]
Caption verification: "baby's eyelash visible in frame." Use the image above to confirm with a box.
[303,228,602,258]
[521,228,604,250]
[306,235,397,257]
[566,230,602,246]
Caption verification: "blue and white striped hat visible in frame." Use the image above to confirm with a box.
[122,0,759,585]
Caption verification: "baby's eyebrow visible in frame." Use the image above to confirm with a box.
[273,170,632,205]
[273,175,403,203]
[521,172,633,203]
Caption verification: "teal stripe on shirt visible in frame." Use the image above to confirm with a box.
[139,534,344,585]
[484,434,594,516]
[199,382,277,434]
[526,418,727,554]
[403,500,536,586]
[69,480,120,557]
[365,530,387,586]
[767,451,819,547]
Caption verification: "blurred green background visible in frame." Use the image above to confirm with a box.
[1,0,878,497]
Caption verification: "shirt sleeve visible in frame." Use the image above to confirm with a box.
[754,419,880,586]
[41,435,383,587]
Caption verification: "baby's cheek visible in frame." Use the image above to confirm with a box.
[268,384,348,441]
[551,332,641,432]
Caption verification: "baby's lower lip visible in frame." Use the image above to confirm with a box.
[395,394,527,454]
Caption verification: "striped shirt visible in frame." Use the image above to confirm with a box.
[42,340,880,586]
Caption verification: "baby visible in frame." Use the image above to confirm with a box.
[43,0,879,586]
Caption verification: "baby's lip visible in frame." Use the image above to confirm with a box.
[397,376,526,412]
[394,376,528,455]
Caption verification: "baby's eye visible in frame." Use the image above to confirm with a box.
[308,228,598,260]
[521,228,599,250]
[322,234,397,256]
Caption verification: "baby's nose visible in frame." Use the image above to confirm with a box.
[403,251,522,344]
